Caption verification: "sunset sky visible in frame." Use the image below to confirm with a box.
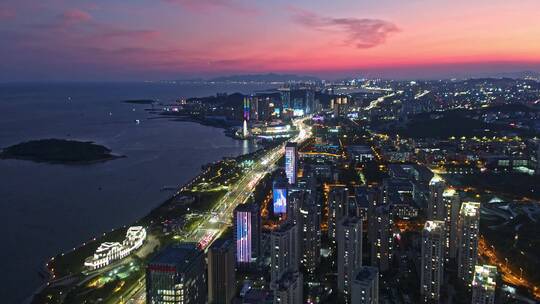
[1,0,539,81]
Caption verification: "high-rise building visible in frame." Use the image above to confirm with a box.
[234,203,261,268]
[472,265,498,304]
[208,239,236,304]
[243,97,250,121]
[428,176,446,220]
[270,222,299,283]
[280,88,291,110]
[420,220,445,304]
[337,217,363,302]
[273,271,303,304]
[299,191,321,274]
[328,186,349,243]
[285,142,298,185]
[146,244,206,304]
[305,90,315,114]
[351,266,379,304]
[368,205,393,272]
[457,202,481,286]
[443,188,461,260]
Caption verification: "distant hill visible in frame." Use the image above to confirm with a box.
[209,73,320,83]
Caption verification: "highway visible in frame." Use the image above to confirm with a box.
[121,117,311,303]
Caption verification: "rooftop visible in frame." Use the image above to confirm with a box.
[473,265,498,291]
[354,266,378,282]
[148,243,201,271]
[461,201,481,217]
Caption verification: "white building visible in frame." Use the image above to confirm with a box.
[351,266,379,304]
[421,220,445,303]
[457,202,481,286]
[472,265,498,304]
[85,226,146,270]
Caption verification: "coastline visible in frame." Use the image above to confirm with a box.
[29,139,260,303]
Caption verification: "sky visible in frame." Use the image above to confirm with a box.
[0,0,539,81]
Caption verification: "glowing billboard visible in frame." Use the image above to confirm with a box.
[273,187,287,214]
[236,211,251,263]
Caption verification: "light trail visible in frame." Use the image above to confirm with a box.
[120,117,312,303]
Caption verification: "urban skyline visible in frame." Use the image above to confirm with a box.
[1,1,540,304]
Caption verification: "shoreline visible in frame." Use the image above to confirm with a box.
[28,137,262,303]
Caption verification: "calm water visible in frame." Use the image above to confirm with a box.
[0,82,276,304]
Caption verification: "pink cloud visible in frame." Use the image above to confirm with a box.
[163,0,258,14]
[60,9,92,25]
[291,8,399,49]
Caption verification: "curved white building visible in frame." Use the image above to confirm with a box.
[84,226,146,270]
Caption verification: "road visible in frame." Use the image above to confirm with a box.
[121,117,312,303]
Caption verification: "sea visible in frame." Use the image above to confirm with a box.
[0,82,277,304]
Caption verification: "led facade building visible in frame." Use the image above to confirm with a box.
[421,221,445,304]
[472,265,498,304]
[351,266,379,304]
[234,203,261,268]
[208,239,236,304]
[337,217,363,303]
[146,244,206,304]
[457,202,481,286]
[285,142,298,185]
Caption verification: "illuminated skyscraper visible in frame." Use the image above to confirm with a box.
[420,221,445,304]
[337,217,363,303]
[443,188,461,260]
[457,202,481,286]
[208,239,236,304]
[428,176,446,220]
[351,266,379,304]
[270,222,299,283]
[285,142,298,185]
[243,97,250,121]
[280,88,291,110]
[242,97,250,138]
[328,185,349,243]
[369,205,393,272]
[234,203,261,268]
[472,265,498,304]
[146,244,206,304]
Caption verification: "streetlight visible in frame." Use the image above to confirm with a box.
[505,257,508,269]
[520,267,523,281]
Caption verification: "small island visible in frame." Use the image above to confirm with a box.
[0,139,123,164]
